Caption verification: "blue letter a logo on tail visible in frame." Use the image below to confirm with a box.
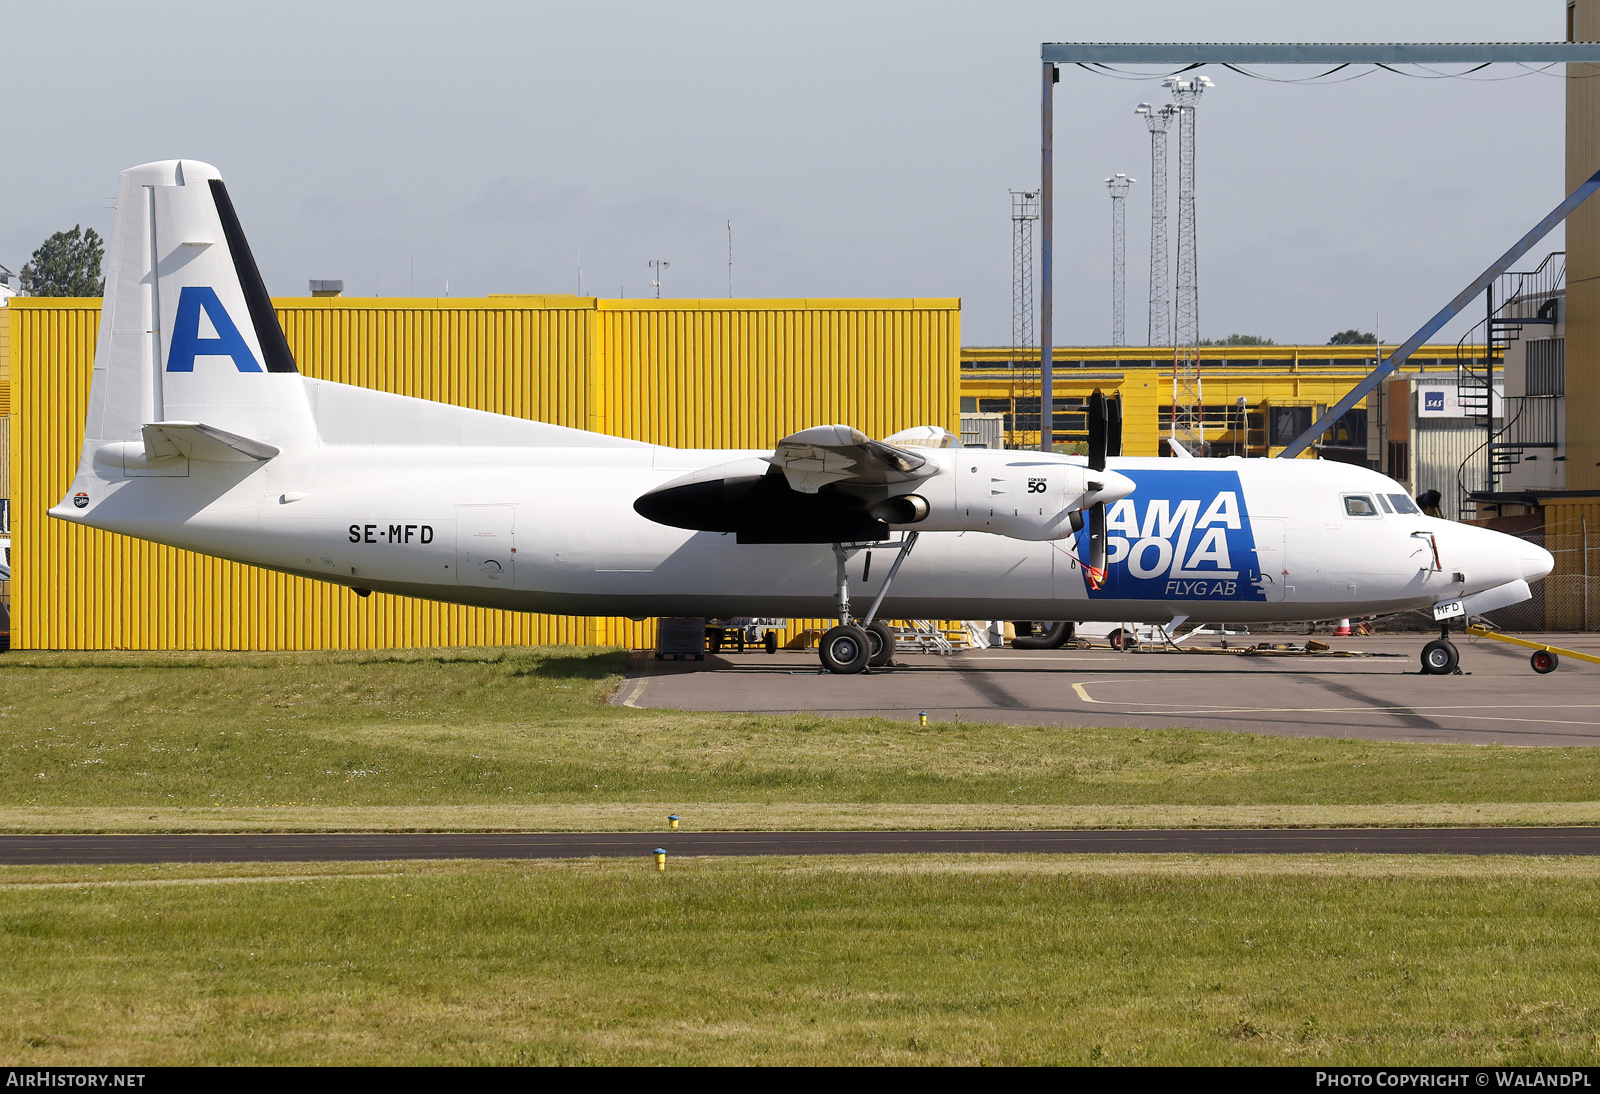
[165,286,262,373]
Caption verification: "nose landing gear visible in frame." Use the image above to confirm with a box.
[1419,625,1460,675]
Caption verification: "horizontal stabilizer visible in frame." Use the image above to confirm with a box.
[142,421,280,463]
[767,424,934,494]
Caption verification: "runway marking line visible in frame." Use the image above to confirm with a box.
[615,677,648,708]
[1068,680,1600,724]
[0,873,403,891]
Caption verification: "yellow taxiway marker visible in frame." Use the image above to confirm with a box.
[1465,625,1600,667]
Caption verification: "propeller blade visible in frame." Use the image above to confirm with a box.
[1088,389,1106,472]
[1106,393,1122,459]
[1086,500,1108,589]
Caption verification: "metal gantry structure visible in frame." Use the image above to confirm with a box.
[1010,189,1041,445]
[1035,42,1600,458]
[1106,174,1134,347]
[1135,103,1176,349]
[1165,74,1212,456]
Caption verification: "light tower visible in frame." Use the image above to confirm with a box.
[1164,73,1213,455]
[1010,189,1041,446]
[1135,102,1177,347]
[1105,174,1135,347]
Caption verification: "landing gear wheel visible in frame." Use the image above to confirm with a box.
[864,620,895,668]
[819,625,871,675]
[1531,649,1559,675]
[764,631,779,655]
[1012,622,1073,650]
[1420,639,1459,675]
[1108,628,1139,651]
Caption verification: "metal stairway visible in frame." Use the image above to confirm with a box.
[889,621,994,655]
[1455,252,1563,505]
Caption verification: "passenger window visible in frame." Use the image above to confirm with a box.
[1376,494,1395,514]
[1343,495,1380,517]
[1387,493,1422,515]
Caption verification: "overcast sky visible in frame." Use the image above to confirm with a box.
[0,1,1574,347]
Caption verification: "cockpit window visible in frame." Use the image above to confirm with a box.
[1343,494,1381,517]
[1387,493,1422,515]
[1376,494,1395,514]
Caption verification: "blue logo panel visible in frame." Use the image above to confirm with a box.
[165,286,262,373]
[1074,468,1266,601]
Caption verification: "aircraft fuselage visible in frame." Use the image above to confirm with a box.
[59,440,1547,625]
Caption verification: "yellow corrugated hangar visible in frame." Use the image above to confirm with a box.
[957,344,1466,459]
[5,294,959,651]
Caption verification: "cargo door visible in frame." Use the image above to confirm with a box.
[456,505,516,588]
[1250,517,1288,603]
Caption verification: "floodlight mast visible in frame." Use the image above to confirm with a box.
[1166,74,1212,456]
[1136,103,1177,348]
[1011,189,1041,447]
[1106,174,1135,347]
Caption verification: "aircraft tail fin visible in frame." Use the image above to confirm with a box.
[79,160,315,460]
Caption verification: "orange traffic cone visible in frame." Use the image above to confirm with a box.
[1334,619,1352,636]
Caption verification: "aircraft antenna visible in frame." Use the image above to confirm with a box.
[1105,174,1135,346]
[1135,103,1176,347]
[1165,74,1213,455]
[648,258,670,299]
[1009,189,1041,448]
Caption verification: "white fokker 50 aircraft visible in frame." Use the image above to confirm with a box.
[53,161,1554,675]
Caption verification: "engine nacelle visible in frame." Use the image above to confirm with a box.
[876,449,1134,541]
[634,448,1134,544]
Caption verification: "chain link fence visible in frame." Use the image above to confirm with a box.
[1477,516,1596,632]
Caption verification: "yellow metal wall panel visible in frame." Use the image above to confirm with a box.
[0,416,10,498]
[11,296,958,650]
[1541,499,1600,630]
[1,299,11,417]
[603,300,959,449]
[1569,0,1600,491]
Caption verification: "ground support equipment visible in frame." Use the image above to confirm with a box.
[1464,623,1600,675]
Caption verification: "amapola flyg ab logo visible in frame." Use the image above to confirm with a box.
[1073,468,1268,601]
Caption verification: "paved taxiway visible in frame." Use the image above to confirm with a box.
[617,633,1600,746]
[5,828,1600,865]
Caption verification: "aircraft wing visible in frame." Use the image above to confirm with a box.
[765,424,937,494]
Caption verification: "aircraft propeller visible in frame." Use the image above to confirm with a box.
[1083,389,1122,589]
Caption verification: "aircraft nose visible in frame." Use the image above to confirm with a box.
[1521,542,1554,582]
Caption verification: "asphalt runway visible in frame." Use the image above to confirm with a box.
[618,633,1600,746]
[4,828,1600,865]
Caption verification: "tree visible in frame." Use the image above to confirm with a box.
[1199,333,1276,346]
[19,225,105,297]
[1328,329,1377,345]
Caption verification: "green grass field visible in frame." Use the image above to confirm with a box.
[1,647,1597,828]
[3,856,1599,1065]
[5,646,1600,1065]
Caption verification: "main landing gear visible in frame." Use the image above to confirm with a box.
[1419,625,1460,675]
[819,533,919,675]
